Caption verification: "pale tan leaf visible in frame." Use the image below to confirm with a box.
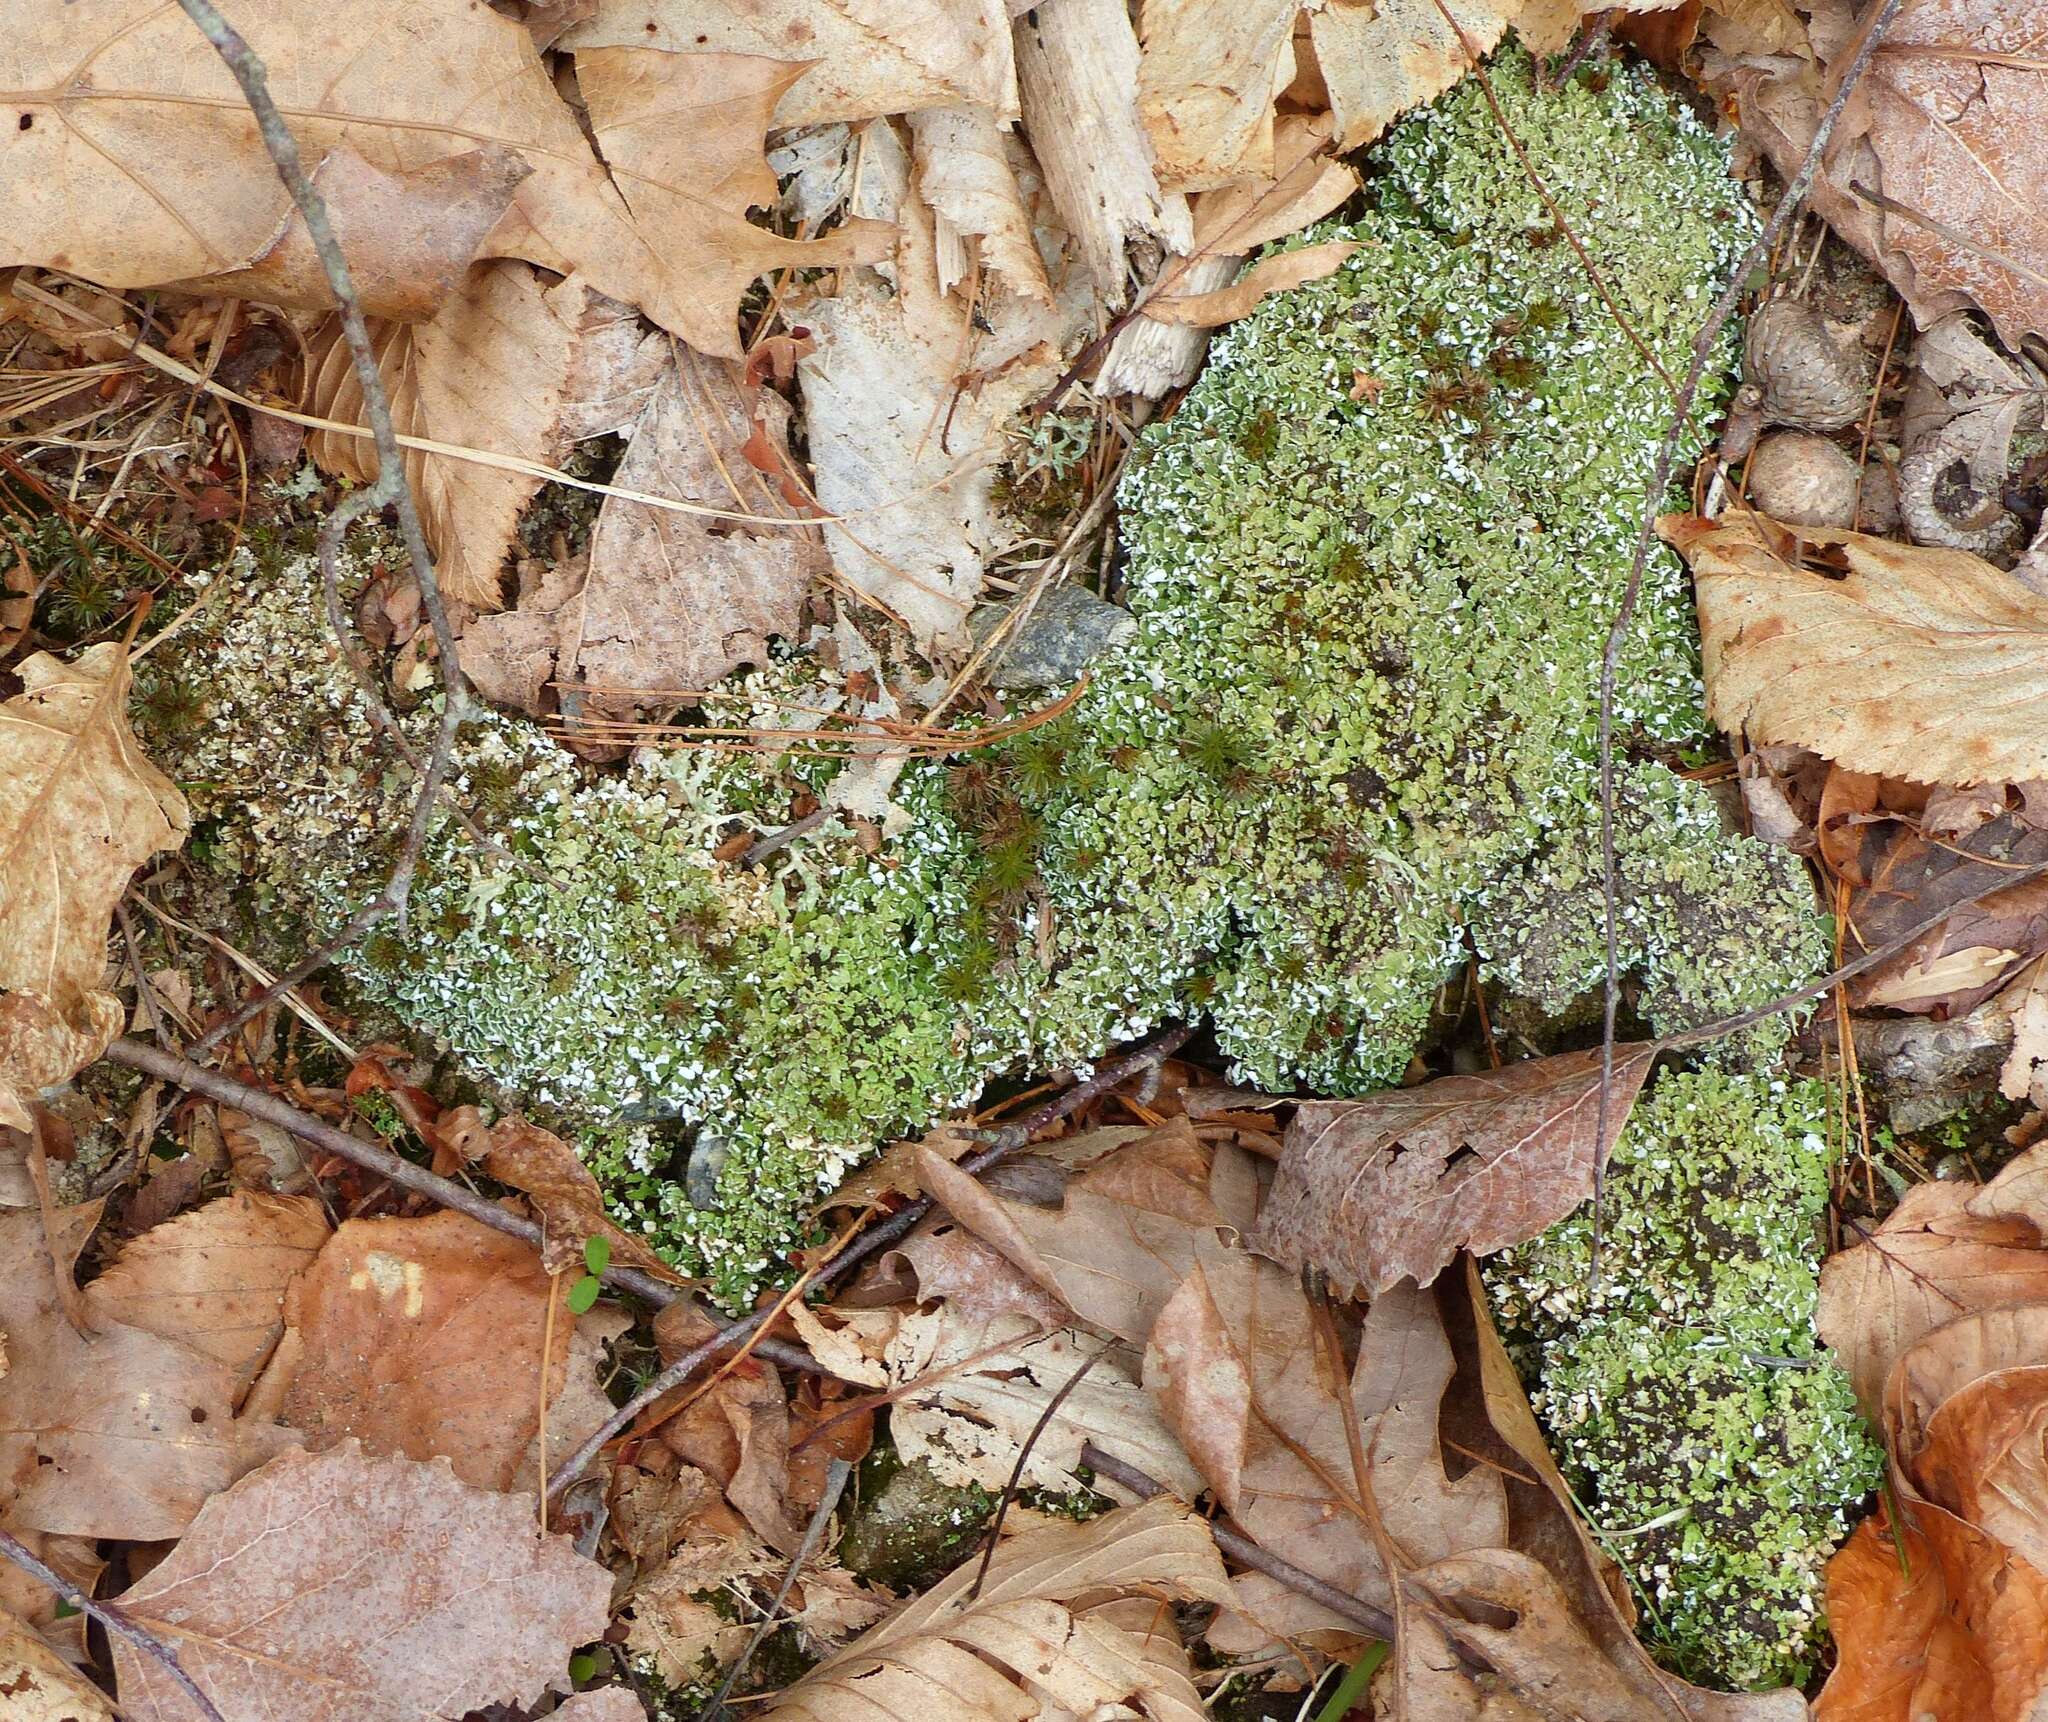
[83,1192,329,1397]
[887,1311,1203,1499]
[110,1442,612,1722]
[785,1302,893,1388]
[910,107,1052,305]
[0,660,191,999]
[763,1496,1231,1722]
[564,0,1018,127]
[0,1532,101,1667]
[1136,0,1300,189]
[1252,1044,1657,1297]
[0,995,123,1136]
[0,1607,113,1722]
[276,1209,624,1493]
[1819,1143,2048,1419]
[1015,0,1192,306]
[916,1119,1253,1342]
[440,1107,684,1281]
[0,1209,283,1541]
[1187,111,1361,257]
[1671,513,2048,787]
[1145,239,1359,327]
[306,263,587,608]
[551,1692,648,1722]
[1310,0,1517,152]
[167,142,529,320]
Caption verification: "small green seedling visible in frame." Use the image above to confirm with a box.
[565,1234,610,1314]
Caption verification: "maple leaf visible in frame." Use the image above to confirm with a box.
[1251,1044,1656,1297]
[110,1442,611,1722]
[0,644,187,1127]
[762,1495,1230,1722]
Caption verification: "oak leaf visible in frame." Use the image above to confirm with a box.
[110,1442,612,1722]
[1251,1044,1656,1297]
[0,644,188,1127]
[762,1495,1230,1722]
[1670,509,2048,787]
[274,1209,630,1494]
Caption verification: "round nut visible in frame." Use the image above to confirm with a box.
[1743,299,1868,432]
[1745,431,1863,529]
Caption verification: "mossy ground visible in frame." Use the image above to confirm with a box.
[1486,1070,1883,1688]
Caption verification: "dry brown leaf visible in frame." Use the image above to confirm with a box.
[1137,0,1299,189]
[564,0,1018,127]
[306,263,589,608]
[1819,1141,2048,1418]
[551,1692,648,1722]
[886,1310,1203,1500]
[0,644,188,1127]
[916,1118,1257,1343]
[1252,1044,1657,1297]
[876,1211,1073,1330]
[763,1495,1230,1722]
[1817,1494,2048,1722]
[110,1441,612,1722]
[440,1107,682,1281]
[1148,1240,1508,1632]
[0,1532,100,1667]
[0,1607,113,1722]
[4,1,873,356]
[0,1208,283,1541]
[167,143,530,319]
[909,107,1053,305]
[1144,239,1359,327]
[1671,512,2048,786]
[83,1191,329,1398]
[276,1209,625,1493]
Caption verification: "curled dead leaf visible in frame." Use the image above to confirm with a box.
[1144,239,1359,327]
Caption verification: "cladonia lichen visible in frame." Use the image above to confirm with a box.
[1485,1071,1883,1688]
[151,53,1824,1299]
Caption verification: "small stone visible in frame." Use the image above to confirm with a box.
[1745,432,1863,529]
[684,1133,730,1210]
[1932,1152,1974,1182]
[970,580,1134,690]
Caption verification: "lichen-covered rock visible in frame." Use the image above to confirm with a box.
[1485,1070,1883,1689]
[152,53,1824,1300]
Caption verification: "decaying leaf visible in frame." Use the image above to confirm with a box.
[0,1607,113,1722]
[564,0,1019,128]
[1143,238,1359,327]
[1252,1045,1656,1297]
[0,1208,283,1541]
[0,1531,101,1667]
[83,1191,330,1398]
[762,1495,1230,1722]
[0,644,188,1128]
[887,1310,1203,1500]
[275,1209,628,1493]
[439,1107,682,1280]
[916,1117,1259,1343]
[1671,513,2048,787]
[1137,0,1300,189]
[2,0,877,355]
[1820,1141,2048,1419]
[1148,1240,1508,1640]
[110,1442,612,1722]
[909,107,1054,305]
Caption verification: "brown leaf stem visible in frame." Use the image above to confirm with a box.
[0,1527,226,1722]
[541,1022,1196,1500]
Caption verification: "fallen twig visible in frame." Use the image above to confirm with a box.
[967,1349,1102,1602]
[100,1037,822,1379]
[172,0,468,1060]
[698,1457,854,1722]
[0,1529,227,1722]
[543,1022,1196,1499]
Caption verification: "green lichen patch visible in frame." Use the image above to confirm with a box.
[1485,1070,1884,1689]
[153,52,1825,1302]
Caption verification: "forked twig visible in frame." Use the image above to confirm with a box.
[0,1529,227,1722]
[171,0,468,1059]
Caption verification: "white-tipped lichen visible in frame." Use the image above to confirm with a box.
[152,54,1824,1301]
[1486,1070,1883,1689]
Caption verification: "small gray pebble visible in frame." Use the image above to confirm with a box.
[684,1133,730,1209]
[971,580,1135,690]
[1931,1152,1974,1182]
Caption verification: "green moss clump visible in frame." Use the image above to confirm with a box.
[158,53,1824,1302]
[1485,1070,1883,1690]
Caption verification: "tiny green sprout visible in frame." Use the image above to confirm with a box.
[53,1601,80,1620]
[568,1652,599,1685]
[1177,719,1255,783]
[584,1234,612,1277]
[974,830,1040,904]
[565,1274,601,1315]
[1008,734,1069,802]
